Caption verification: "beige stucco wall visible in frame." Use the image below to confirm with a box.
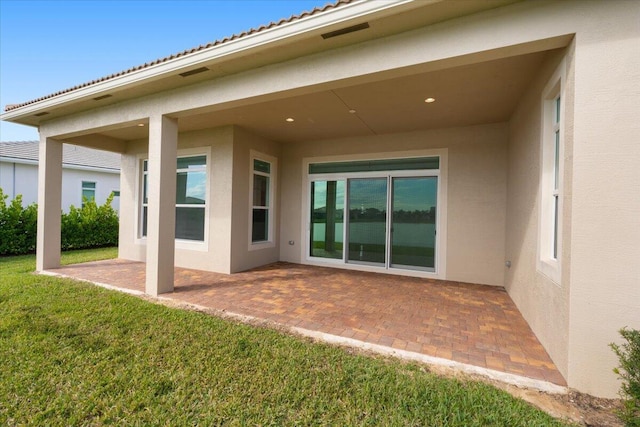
[118,126,236,273]
[118,125,281,274]
[280,123,508,286]
[230,126,282,273]
[505,47,572,382]
[506,0,640,398]
[566,2,640,397]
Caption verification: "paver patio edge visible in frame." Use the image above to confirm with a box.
[43,269,568,395]
[290,326,568,395]
[40,270,147,296]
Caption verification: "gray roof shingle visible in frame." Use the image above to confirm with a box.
[0,141,120,171]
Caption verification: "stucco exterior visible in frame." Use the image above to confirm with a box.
[280,124,508,286]
[118,125,282,274]
[506,47,573,386]
[2,0,638,398]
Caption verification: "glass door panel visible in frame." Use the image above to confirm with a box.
[310,180,345,259]
[390,177,437,270]
[347,178,387,265]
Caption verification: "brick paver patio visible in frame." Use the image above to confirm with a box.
[51,259,566,386]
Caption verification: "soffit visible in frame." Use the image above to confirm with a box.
[96,49,549,143]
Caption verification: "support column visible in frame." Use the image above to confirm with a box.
[145,115,178,296]
[36,136,62,272]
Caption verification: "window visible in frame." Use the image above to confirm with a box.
[309,157,439,174]
[552,95,561,259]
[307,155,442,273]
[538,72,563,283]
[310,180,345,259]
[141,154,207,241]
[250,152,276,246]
[82,181,96,207]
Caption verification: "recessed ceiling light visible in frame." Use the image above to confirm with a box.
[286,117,295,122]
[349,109,357,114]
[424,97,436,103]
[137,123,145,127]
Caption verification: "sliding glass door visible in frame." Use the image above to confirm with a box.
[310,180,345,259]
[390,177,437,270]
[347,178,388,265]
[308,156,440,273]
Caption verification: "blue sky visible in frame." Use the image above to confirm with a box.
[0,0,329,141]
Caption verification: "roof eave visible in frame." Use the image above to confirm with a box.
[1,0,428,125]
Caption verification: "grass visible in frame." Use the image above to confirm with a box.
[1,249,571,426]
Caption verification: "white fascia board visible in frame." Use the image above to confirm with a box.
[1,0,422,122]
[61,164,120,174]
[1,157,119,173]
[0,157,38,166]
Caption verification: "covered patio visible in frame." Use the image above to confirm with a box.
[49,259,566,389]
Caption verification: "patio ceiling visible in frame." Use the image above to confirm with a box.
[86,49,553,144]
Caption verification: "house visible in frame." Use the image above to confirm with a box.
[0,140,120,212]
[1,0,638,399]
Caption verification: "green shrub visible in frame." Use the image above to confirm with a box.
[0,189,38,255]
[61,193,119,250]
[611,328,640,426]
[0,189,118,255]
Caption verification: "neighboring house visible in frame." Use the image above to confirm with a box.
[1,0,638,398]
[0,141,121,212]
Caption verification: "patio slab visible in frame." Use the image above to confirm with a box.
[50,259,566,387]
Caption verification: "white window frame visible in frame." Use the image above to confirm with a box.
[302,149,448,279]
[249,150,277,250]
[81,180,96,207]
[537,60,565,284]
[136,147,210,249]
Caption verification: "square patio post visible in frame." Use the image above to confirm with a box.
[36,136,62,272]
[145,115,178,296]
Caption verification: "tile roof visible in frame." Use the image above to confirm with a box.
[0,141,121,171]
[4,0,353,113]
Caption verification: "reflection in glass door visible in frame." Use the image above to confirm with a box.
[347,178,388,265]
[390,177,437,271]
[310,180,345,259]
[309,167,439,274]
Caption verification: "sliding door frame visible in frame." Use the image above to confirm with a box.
[302,149,448,279]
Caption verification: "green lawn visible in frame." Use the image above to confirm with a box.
[0,249,571,426]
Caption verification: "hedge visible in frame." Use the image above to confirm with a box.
[611,328,640,426]
[0,188,119,256]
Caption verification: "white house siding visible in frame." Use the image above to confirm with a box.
[0,161,39,204]
[0,159,120,212]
